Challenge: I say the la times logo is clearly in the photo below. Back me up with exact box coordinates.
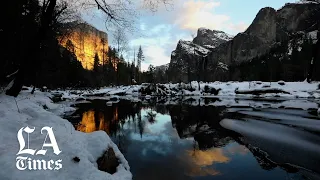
[16,126,62,170]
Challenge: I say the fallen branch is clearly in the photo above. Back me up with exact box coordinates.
[14,98,20,113]
[6,69,19,78]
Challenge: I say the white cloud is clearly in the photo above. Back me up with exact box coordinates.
[121,0,250,70]
[140,22,147,31]
[227,22,248,34]
[149,24,172,35]
[130,24,172,46]
[172,0,248,34]
[128,23,175,71]
[174,1,229,30]
[141,46,171,71]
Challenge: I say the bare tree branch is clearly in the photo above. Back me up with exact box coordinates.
[113,27,128,55]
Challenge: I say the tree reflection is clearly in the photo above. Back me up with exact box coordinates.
[168,104,230,149]
[68,100,320,179]
[137,111,145,138]
[145,110,157,124]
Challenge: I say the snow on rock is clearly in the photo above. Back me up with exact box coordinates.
[288,37,303,55]
[178,40,211,55]
[217,62,229,71]
[307,30,319,44]
[47,81,320,101]
[277,80,286,85]
[197,28,233,42]
[0,91,132,180]
[106,101,113,106]
[295,0,320,4]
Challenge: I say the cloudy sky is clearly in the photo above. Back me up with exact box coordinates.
[84,0,295,71]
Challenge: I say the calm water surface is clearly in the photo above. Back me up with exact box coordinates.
[67,99,320,180]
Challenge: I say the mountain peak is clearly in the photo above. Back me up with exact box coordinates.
[193,28,232,49]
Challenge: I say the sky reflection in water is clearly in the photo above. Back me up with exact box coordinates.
[70,101,320,180]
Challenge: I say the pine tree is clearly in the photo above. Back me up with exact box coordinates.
[93,53,100,73]
[137,45,145,83]
[137,45,145,72]
[147,65,155,83]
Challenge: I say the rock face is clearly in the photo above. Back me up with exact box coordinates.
[206,7,278,80]
[155,63,169,72]
[169,2,320,82]
[193,28,232,49]
[153,63,170,83]
[169,31,232,82]
[59,22,109,70]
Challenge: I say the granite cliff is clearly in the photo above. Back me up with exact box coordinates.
[59,22,109,70]
[169,1,320,82]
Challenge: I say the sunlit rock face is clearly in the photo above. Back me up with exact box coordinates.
[59,22,108,70]
[76,107,119,134]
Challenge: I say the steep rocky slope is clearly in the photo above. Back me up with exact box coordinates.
[193,28,233,50]
[169,30,232,82]
[169,1,320,82]
[59,22,109,70]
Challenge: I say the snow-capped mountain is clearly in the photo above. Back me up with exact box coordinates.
[168,2,320,82]
[169,29,231,83]
[193,28,233,50]
[155,63,169,72]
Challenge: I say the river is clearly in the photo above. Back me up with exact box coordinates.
[66,98,320,180]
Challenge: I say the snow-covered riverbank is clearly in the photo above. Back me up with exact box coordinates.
[46,81,320,110]
[0,81,319,179]
[56,81,320,100]
[0,89,132,180]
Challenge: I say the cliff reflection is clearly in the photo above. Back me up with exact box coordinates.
[182,148,229,177]
[77,111,96,133]
[76,107,119,134]
[68,100,320,180]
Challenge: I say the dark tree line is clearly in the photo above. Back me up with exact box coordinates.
[0,0,148,93]
[1,0,60,96]
[91,46,141,87]
[234,33,320,82]
[0,0,169,97]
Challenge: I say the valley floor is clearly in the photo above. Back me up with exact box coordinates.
[0,80,319,179]
[63,81,320,99]
[55,81,320,110]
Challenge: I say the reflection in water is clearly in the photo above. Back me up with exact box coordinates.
[182,148,229,177]
[68,99,320,180]
[76,106,120,134]
[77,111,96,133]
[185,148,229,167]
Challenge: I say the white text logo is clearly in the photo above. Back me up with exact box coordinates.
[16,126,62,170]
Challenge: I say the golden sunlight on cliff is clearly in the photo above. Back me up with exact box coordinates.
[180,148,230,177]
[77,107,119,134]
[186,148,230,166]
[77,111,96,133]
[59,23,109,70]
[77,111,109,133]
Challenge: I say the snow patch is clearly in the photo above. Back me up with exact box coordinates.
[307,30,318,44]
[178,40,210,55]
[217,62,229,71]
[0,91,132,180]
